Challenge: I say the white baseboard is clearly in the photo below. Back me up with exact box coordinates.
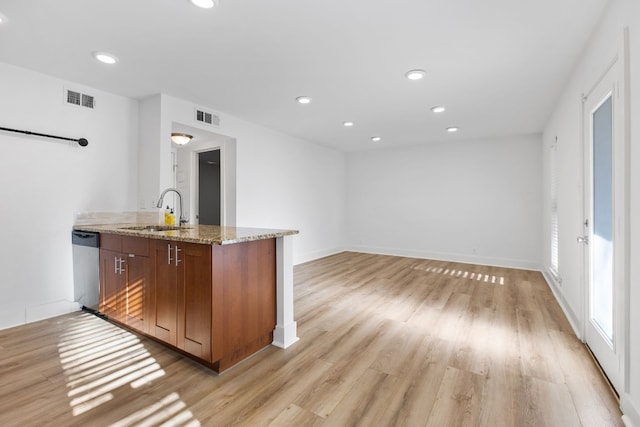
[0,300,81,331]
[272,321,300,349]
[346,245,542,271]
[294,246,346,265]
[0,307,25,331]
[622,394,640,427]
[541,268,583,340]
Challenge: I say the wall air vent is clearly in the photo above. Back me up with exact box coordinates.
[65,89,95,109]
[195,107,220,126]
[67,90,81,106]
[81,94,95,109]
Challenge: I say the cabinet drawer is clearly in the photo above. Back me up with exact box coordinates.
[100,233,121,252]
[100,234,149,256]
[123,236,149,256]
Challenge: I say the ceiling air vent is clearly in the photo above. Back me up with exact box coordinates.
[65,89,95,109]
[195,107,220,126]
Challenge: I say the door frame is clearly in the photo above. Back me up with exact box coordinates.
[579,37,630,395]
[171,123,237,227]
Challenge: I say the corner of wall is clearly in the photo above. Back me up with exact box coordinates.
[622,393,640,427]
[346,245,542,272]
[541,268,583,340]
[293,246,347,266]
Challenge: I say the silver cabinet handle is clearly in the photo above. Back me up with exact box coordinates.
[167,244,173,265]
[115,257,125,274]
[175,245,182,266]
[577,236,589,244]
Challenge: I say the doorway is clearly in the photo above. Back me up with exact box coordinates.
[197,149,221,225]
[580,57,627,394]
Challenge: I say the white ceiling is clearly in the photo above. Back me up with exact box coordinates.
[0,0,609,151]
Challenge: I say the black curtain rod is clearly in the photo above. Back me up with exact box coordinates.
[0,126,89,147]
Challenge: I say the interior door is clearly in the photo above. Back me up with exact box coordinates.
[580,59,625,393]
[196,149,221,225]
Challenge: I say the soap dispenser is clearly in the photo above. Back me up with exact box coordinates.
[164,205,171,225]
[168,208,176,225]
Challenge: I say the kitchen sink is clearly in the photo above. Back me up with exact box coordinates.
[121,225,192,232]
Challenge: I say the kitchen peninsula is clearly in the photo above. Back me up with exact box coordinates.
[73,223,299,373]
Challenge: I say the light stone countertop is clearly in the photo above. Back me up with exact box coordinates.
[73,223,299,245]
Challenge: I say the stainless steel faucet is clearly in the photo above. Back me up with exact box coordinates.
[156,188,188,226]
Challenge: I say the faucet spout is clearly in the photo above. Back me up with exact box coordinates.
[156,188,188,226]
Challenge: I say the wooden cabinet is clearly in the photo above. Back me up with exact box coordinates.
[99,233,277,373]
[150,240,212,361]
[99,234,150,332]
[211,238,277,371]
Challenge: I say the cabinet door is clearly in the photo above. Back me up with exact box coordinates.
[150,241,178,345]
[124,254,148,333]
[177,242,212,361]
[99,249,124,321]
[121,236,149,333]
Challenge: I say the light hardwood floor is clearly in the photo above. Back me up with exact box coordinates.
[0,252,622,426]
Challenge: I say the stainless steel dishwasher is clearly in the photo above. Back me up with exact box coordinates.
[71,230,100,311]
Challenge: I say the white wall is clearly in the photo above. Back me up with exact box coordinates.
[346,134,542,269]
[0,62,139,329]
[233,123,347,264]
[541,0,640,423]
[138,94,163,210]
[141,94,347,265]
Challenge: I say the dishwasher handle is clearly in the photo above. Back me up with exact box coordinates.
[71,230,100,248]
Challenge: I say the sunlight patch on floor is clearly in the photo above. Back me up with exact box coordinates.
[411,264,505,285]
[110,393,200,427]
[57,313,201,425]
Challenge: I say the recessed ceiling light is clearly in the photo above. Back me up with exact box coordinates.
[447,127,459,133]
[0,13,7,24]
[93,51,118,65]
[431,106,446,113]
[343,122,354,127]
[371,136,382,142]
[190,0,216,8]
[405,69,426,80]
[296,96,312,104]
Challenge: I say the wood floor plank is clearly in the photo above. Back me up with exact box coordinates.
[370,339,453,426]
[425,365,485,427]
[294,318,397,418]
[322,368,396,426]
[516,374,583,427]
[267,404,325,427]
[0,252,623,426]
[548,329,623,426]
[478,364,523,427]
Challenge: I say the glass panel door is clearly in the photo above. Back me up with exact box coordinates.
[591,95,613,344]
[581,55,625,394]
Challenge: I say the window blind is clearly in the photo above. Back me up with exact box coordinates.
[550,139,559,279]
